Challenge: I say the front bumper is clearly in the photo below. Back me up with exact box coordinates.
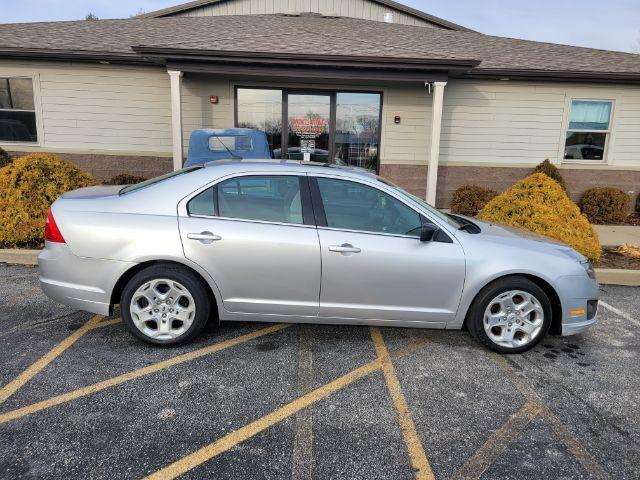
[38,242,135,316]
[555,275,599,336]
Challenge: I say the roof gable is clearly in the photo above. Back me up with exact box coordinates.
[136,0,473,31]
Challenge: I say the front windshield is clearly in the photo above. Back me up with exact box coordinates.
[119,166,203,194]
[378,177,463,229]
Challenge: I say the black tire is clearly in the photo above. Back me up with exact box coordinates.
[120,264,211,347]
[467,276,552,354]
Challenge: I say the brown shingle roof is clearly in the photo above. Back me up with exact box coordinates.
[1,15,640,80]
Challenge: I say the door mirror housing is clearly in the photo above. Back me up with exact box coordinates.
[420,223,440,242]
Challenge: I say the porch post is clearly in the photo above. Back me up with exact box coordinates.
[168,70,184,171]
[426,81,447,205]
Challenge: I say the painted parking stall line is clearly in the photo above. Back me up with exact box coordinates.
[0,323,290,424]
[0,314,117,405]
[599,301,640,328]
[370,327,435,480]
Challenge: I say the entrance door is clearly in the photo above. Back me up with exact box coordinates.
[286,93,331,163]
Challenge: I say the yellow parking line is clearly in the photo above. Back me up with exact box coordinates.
[0,323,290,424]
[370,327,435,480]
[450,401,543,480]
[292,326,315,480]
[491,352,610,479]
[0,314,108,405]
[145,358,383,480]
[540,407,611,480]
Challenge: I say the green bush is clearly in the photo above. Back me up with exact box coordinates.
[579,187,630,224]
[0,147,11,168]
[478,173,601,262]
[0,153,96,248]
[450,185,498,217]
[104,173,147,185]
[533,159,567,191]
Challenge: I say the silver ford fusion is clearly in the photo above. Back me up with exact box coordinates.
[38,160,598,353]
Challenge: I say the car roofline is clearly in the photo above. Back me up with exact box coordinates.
[202,159,379,179]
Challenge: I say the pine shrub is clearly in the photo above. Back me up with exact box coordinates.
[0,153,96,247]
[478,173,601,262]
[450,185,498,217]
[579,187,630,224]
[104,173,147,185]
[533,159,567,191]
[0,147,11,168]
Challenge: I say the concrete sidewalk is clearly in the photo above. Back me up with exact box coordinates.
[594,225,640,247]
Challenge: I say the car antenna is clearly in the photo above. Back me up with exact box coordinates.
[212,133,242,160]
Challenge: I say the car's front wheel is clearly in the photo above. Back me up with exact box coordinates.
[468,276,552,354]
[121,265,211,346]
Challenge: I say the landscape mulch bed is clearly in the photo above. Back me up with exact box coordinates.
[596,248,640,270]
[597,213,640,227]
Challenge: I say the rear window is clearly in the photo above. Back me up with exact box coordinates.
[119,166,202,195]
[209,136,252,152]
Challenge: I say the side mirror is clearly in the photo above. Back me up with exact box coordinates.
[420,223,440,242]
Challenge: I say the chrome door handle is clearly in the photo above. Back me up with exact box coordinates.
[187,232,222,243]
[328,244,361,254]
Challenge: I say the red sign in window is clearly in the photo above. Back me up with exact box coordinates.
[210,95,219,104]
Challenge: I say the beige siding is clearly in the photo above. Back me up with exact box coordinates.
[174,0,438,27]
[441,79,640,169]
[380,86,432,165]
[0,60,172,156]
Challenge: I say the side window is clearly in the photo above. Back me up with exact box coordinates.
[218,175,303,224]
[188,186,216,217]
[316,178,422,236]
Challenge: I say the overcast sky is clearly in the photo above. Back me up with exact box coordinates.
[2,0,639,53]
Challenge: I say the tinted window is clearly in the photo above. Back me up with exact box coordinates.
[120,166,202,194]
[317,178,422,236]
[188,187,216,216]
[218,176,303,224]
[0,77,37,142]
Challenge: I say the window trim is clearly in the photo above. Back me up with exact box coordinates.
[0,73,43,147]
[560,97,616,165]
[186,172,314,228]
[309,175,431,240]
[233,85,384,174]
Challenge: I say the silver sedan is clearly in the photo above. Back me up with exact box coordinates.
[38,160,599,353]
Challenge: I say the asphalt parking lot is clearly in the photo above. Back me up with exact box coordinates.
[0,263,639,480]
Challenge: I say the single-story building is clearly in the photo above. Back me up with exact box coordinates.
[1,0,640,207]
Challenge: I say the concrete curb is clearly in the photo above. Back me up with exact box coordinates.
[596,268,640,287]
[0,249,39,266]
[594,225,640,248]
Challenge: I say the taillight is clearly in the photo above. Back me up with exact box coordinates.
[45,208,65,243]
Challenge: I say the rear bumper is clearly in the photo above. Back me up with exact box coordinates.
[38,242,135,316]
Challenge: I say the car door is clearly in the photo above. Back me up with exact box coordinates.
[178,173,321,317]
[311,175,466,325]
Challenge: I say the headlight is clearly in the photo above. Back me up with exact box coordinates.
[581,261,596,280]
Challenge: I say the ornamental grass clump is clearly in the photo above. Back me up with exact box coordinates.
[478,173,601,262]
[0,153,96,248]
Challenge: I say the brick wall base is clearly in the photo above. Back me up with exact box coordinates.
[380,164,640,209]
[7,151,173,181]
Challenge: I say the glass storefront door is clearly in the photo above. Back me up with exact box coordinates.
[236,88,382,172]
[285,93,331,163]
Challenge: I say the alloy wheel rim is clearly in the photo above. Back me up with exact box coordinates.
[483,290,544,349]
[130,278,196,340]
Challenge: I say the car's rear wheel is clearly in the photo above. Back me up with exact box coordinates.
[468,276,552,354]
[121,265,211,346]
